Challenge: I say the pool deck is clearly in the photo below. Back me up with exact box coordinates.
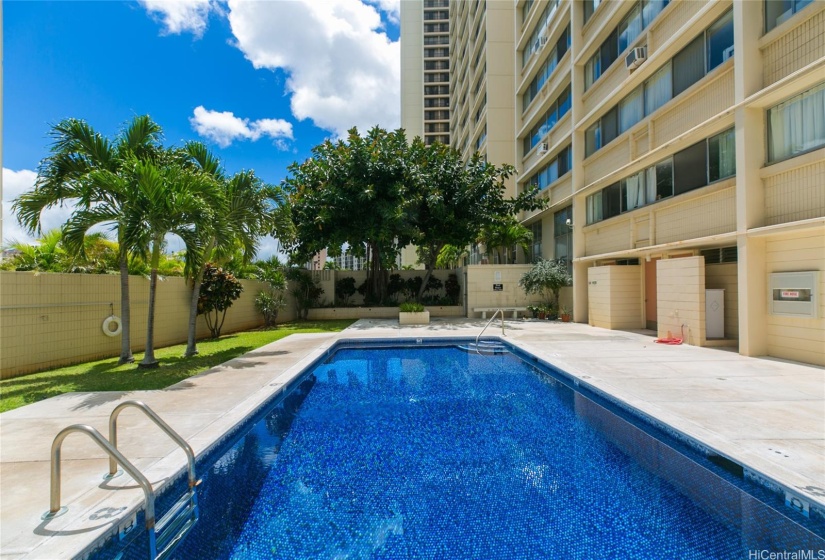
[1,319,823,559]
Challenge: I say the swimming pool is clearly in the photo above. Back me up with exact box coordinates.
[99,340,825,559]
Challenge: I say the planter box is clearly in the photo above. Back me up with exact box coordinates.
[399,311,430,325]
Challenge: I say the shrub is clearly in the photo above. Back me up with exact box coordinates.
[519,259,571,310]
[198,264,243,338]
[445,273,460,305]
[255,291,286,327]
[399,302,425,313]
[335,276,357,306]
[286,268,324,319]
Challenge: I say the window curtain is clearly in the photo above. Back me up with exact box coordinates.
[618,5,642,52]
[717,129,736,179]
[624,171,646,211]
[800,83,825,153]
[645,62,672,115]
[620,87,644,133]
[769,83,825,161]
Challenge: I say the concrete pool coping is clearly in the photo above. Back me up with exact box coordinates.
[1,319,823,558]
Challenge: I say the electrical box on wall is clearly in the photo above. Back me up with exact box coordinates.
[769,271,819,318]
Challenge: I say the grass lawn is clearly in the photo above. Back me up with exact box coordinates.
[0,320,356,413]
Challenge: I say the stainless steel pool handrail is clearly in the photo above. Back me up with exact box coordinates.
[45,424,156,528]
[475,308,506,352]
[108,400,200,489]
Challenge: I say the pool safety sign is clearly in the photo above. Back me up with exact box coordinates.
[493,284,503,291]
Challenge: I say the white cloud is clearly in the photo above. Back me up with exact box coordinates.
[1,168,77,248]
[226,0,400,137]
[139,0,216,38]
[365,0,400,23]
[189,106,294,148]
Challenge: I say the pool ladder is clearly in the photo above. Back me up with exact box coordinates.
[459,309,508,354]
[43,400,201,560]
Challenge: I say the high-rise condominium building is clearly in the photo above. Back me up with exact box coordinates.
[402,0,825,367]
[401,0,451,146]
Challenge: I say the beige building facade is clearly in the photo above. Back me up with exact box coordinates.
[402,0,825,366]
[524,0,825,366]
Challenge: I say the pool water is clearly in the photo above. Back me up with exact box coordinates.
[104,344,824,559]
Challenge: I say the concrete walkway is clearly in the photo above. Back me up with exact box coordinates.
[1,320,823,558]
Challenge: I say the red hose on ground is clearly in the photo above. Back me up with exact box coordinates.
[655,326,684,345]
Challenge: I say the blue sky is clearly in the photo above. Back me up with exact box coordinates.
[2,0,401,257]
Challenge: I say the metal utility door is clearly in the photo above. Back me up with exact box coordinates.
[644,258,660,330]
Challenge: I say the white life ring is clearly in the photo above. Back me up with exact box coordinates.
[102,315,122,337]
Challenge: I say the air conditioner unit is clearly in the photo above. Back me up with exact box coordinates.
[538,142,549,154]
[625,46,647,70]
[722,45,734,61]
[539,36,548,47]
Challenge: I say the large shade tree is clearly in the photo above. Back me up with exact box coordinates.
[408,141,546,300]
[283,127,414,303]
[13,116,163,364]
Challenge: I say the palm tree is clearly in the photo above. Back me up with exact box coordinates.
[14,116,163,364]
[121,153,220,368]
[181,142,286,357]
[477,216,533,264]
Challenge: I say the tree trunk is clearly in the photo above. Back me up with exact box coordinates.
[117,249,134,364]
[417,243,442,302]
[185,239,215,357]
[139,239,161,368]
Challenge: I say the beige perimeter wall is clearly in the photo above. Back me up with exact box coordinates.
[0,272,279,379]
[464,265,573,317]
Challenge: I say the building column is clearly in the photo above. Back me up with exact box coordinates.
[570,0,588,323]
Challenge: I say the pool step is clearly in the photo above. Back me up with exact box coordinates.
[153,489,198,560]
[457,340,509,354]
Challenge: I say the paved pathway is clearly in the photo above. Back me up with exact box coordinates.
[1,320,823,558]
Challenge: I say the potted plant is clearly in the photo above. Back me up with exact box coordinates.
[559,305,572,322]
[527,305,540,319]
[399,302,429,325]
[537,305,547,320]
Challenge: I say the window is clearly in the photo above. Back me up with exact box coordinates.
[522,27,570,111]
[554,207,573,273]
[522,0,560,66]
[523,86,571,154]
[584,0,669,91]
[585,12,731,159]
[644,62,672,115]
[767,81,825,163]
[706,11,734,71]
[529,221,543,263]
[424,36,449,45]
[619,86,644,133]
[585,130,733,224]
[765,0,813,33]
[708,128,736,181]
[526,146,572,190]
[583,0,602,24]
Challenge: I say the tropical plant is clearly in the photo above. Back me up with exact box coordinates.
[180,143,286,357]
[435,244,467,269]
[399,302,425,313]
[519,258,572,311]
[335,277,357,306]
[13,115,163,364]
[197,263,244,338]
[122,154,221,367]
[1,229,69,272]
[477,216,533,265]
[286,268,323,319]
[444,273,461,305]
[254,291,286,328]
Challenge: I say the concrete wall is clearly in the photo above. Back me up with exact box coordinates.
[309,269,459,307]
[464,264,573,317]
[0,271,278,378]
[307,306,463,321]
[586,265,643,330]
[705,263,739,341]
[764,230,825,366]
[657,256,706,345]
[761,5,825,87]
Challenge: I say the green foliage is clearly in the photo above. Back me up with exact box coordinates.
[198,263,244,338]
[254,290,287,328]
[519,259,572,310]
[286,268,324,319]
[0,320,356,413]
[477,216,533,265]
[399,302,425,312]
[445,273,461,305]
[335,276,357,305]
[283,126,414,303]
